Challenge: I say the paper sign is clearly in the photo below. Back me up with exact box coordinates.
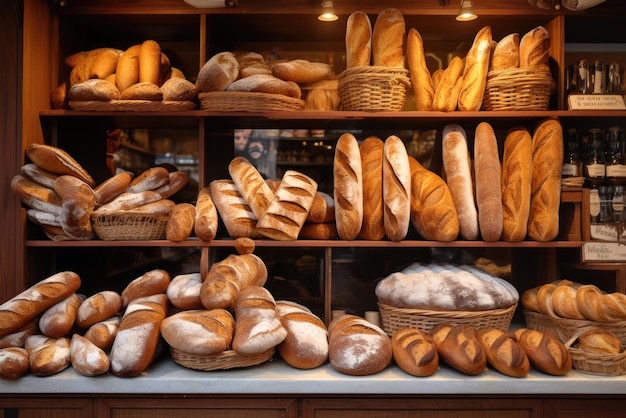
[568,94,626,110]
[582,241,626,261]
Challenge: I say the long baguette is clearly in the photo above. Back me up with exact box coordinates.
[383,135,411,241]
[501,127,532,242]
[474,122,503,241]
[334,133,363,240]
[458,26,492,111]
[228,156,275,220]
[407,27,434,111]
[358,136,385,240]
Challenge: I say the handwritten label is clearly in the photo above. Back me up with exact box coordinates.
[582,241,626,261]
[568,94,626,110]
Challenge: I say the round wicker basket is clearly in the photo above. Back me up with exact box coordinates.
[170,348,275,371]
[198,91,305,112]
[378,302,517,337]
[91,212,169,241]
[338,66,411,112]
[482,67,555,111]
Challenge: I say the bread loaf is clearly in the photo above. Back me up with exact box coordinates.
[382,135,411,241]
[328,314,392,376]
[76,290,122,329]
[298,222,338,240]
[166,272,203,310]
[25,335,71,376]
[276,300,328,369]
[474,122,503,241]
[476,328,530,377]
[110,293,169,377]
[0,319,38,349]
[408,156,459,241]
[577,327,621,355]
[210,179,258,238]
[89,47,122,80]
[551,283,585,319]
[115,44,141,93]
[227,74,302,98]
[229,156,275,220]
[271,59,334,83]
[92,190,162,214]
[83,316,120,352]
[457,26,492,111]
[51,81,69,109]
[194,186,218,241]
[0,347,30,380]
[519,26,550,70]
[70,334,110,376]
[501,128,532,242]
[196,51,240,92]
[442,124,478,240]
[121,269,171,309]
[93,172,133,206]
[575,284,609,321]
[128,167,170,193]
[166,203,196,242]
[138,40,161,85]
[371,8,405,68]
[11,174,62,215]
[528,118,563,241]
[306,191,335,224]
[200,253,268,310]
[161,308,235,355]
[334,133,363,240]
[0,271,81,337]
[232,286,287,355]
[345,11,372,68]
[21,163,60,190]
[68,78,121,101]
[514,328,572,376]
[161,77,197,102]
[358,137,385,240]
[120,82,163,101]
[26,143,95,187]
[39,293,83,338]
[234,237,256,255]
[430,323,487,375]
[432,56,464,112]
[256,170,318,240]
[407,27,434,111]
[55,175,96,240]
[490,33,520,71]
[391,327,439,377]
[153,170,189,199]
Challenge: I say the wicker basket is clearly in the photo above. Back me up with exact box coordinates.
[198,91,305,112]
[69,100,196,111]
[561,328,626,376]
[170,348,275,371]
[338,66,411,112]
[91,212,169,241]
[378,302,517,337]
[524,310,626,346]
[482,67,555,111]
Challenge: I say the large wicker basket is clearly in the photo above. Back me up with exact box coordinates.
[378,302,517,337]
[562,328,626,376]
[198,91,304,112]
[91,212,169,241]
[338,66,411,111]
[170,348,275,371]
[482,67,555,111]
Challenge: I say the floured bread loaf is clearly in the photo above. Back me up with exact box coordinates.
[375,263,519,310]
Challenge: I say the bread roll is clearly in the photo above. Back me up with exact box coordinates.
[25,335,71,376]
[276,300,328,369]
[161,77,197,101]
[577,328,621,355]
[358,137,385,240]
[345,11,372,68]
[229,156,275,220]
[94,172,133,206]
[271,59,334,83]
[306,191,335,224]
[39,293,83,338]
[430,323,486,375]
[514,328,572,376]
[69,78,121,101]
[256,170,318,240]
[121,269,171,309]
[0,347,29,380]
[519,26,550,70]
[232,286,287,355]
[210,179,258,238]
[334,133,363,240]
[138,40,161,85]
[408,156,459,241]
[194,186,218,241]
[120,82,163,101]
[200,253,268,310]
[458,26,492,111]
[166,203,196,242]
[391,327,439,377]
[0,271,81,337]
[76,290,122,329]
[115,44,141,93]
[490,33,520,71]
[442,124,479,240]
[501,128,532,242]
[26,143,95,187]
[109,293,169,377]
[371,8,405,68]
[161,308,235,355]
[474,122,503,242]
[11,174,62,215]
[407,27,434,111]
[528,118,563,241]
[432,56,464,112]
[476,328,530,377]
[227,74,302,98]
[328,314,392,376]
[382,135,411,241]
[196,51,239,92]
[83,316,120,352]
[166,272,203,310]
[70,334,110,376]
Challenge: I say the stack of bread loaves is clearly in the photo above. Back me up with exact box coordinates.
[52,40,197,109]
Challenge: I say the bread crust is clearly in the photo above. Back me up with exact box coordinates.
[334,133,363,240]
[407,28,434,111]
[474,122,503,241]
[458,26,492,111]
[371,8,405,68]
[501,128,532,242]
[345,11,372,69]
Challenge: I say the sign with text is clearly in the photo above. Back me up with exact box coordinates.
[568,94,626,110]
[582,241,626,262]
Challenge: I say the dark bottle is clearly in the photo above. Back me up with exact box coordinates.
[584,128,605,186]
[605,127,626,184]
[562,128,581,178]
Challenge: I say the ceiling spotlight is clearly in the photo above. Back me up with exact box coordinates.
[456,0,477,21]
[318,0,338,22]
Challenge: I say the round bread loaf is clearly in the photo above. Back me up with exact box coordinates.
[166,273,203,310]
[196,51,239,92]
[70,334,110,376]
[161,309,234,355]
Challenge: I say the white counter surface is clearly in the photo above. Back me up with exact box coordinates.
[2,356,626,396]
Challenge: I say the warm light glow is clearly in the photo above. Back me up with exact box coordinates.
[456,0,477,21]
[318,0,338,22]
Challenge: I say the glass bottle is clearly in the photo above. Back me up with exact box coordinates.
[562,128,581,178]
[584,128,606,186]
[605,127,626,184]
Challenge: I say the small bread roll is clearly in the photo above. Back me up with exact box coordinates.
[120,82,163,101]
[76,290,122,329]
[514,328,572,376]
[476,328,530,378]
[25,335,71,376]
[0,347,30,380]
[161,77,197,101]
[430,324,487,376]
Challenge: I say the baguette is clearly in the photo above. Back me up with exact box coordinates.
[382,135,411,241]
[194,186,219,241]
[345,11,372,68]
[26,143,95,187]
[407,27,434,111]
[490,33,520,71]
[458,26,492,111]
[334,133,363,240]
[228,156,275,220]
[358,137,385,240]
[115,44,141,93]
[210,179,258,238]
[138,40,161,85]
[432,56,464,112]
[371,8,406,68]
[474,122,503,241]
[501,128,532,242]
[519,26,550,70]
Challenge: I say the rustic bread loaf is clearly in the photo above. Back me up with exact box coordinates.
[166,203,196,242]
[25,335,71,376]
[69,78,121,101]
[0,347,30,380]
[501,128,532,242]
[407,27,434,111]
[119,82,163,101]
[26,143,95,187]
[391,327,439,377]
[429,323,486,375]
[226,74,302,98]
[271,59,334,83]
[334,133,363,240]
[476,328,530,377]
[121,269,171,309]
[210,179,259,238]
[76,290,122,329]
[514,328,572,376]
[371,8,405,68]
[196,51,239,92]
[474,122,503,242]
[161,77,197,101]
[70,334,110,376]
[358,136,385,240]
[166,272,203,310]
[115,44,141,93]
[229,156,276,220]
[382,135,411,241]
[458,26,492,111]
[93,172,133,206]
[161,308,235,355]
[11,174,63,215]
[519,26,550,70]
[490,33,520,71]
[577,328,621,355]
[194,186,218,241]
[39,293,83,338]
[345,11,372,68]
[0,319,38,349]
[432,56,464,112]
[83,316,120,352]
[54,175,96,240]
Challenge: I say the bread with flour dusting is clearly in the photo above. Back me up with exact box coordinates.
[276,300,328,369]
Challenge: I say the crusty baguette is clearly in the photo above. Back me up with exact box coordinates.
[474,122,503,241]
[407,27,434,111]
[194,186,219,241]
[432,56,464,112]
[210,179,259,238]
[371,8,406,68]
[527,118,563,241]
[519,26,550,70]
[334,133,363,240]
[382,135,411,241]
[229,156,275,220]
[345,11,372,68]
[501,127,532,242]
[490,33,520,72]
[358,136,385,240]
[458,26,492,111]
[26,143,95,187]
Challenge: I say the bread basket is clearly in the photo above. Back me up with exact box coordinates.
[482,67,555,111]
[69,100,196,112]
[91,211,169,241]
[170,347,275,371]
[337,66,411,111]
[378,302,517,337]
[561,328,626,376]
[198,91,305,112]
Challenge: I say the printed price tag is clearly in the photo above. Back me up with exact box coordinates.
[568,94,626,110]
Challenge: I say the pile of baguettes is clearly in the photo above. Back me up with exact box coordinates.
[51,39,198,109]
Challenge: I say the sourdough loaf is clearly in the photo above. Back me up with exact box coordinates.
[161,308,235,355]
[276,300,328,369]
